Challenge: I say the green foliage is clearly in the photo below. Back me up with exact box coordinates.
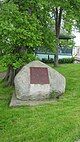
[60,39,75,49]
[0,2,42,47]
[13,53,38,69]
[0,2,41,67]
[1,53,37,69]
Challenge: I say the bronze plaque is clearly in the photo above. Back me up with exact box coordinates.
[30,67,49,84]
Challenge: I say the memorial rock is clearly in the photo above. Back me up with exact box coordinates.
[14,60,66,101]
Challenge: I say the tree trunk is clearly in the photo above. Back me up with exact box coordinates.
[54,7,63,66]
[54,38,59,66]
[3,64,22,86]
[3,66,10,81]
[3,46,26,86]
[3,65,15,86]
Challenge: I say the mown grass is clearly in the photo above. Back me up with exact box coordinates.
[0,64,80,142]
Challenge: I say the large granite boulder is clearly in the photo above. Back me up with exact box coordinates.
[14,61,66,101]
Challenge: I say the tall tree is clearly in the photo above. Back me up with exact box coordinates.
[50,0,80,66]
[4,0,80,67]
[0,1,55,85]
[0,2,42,85]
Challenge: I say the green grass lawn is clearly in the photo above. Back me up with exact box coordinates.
[0,64,80,142]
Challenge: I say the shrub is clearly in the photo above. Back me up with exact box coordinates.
[41,57,75,64]
[42,58,54,63]
[58,57,75,64]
